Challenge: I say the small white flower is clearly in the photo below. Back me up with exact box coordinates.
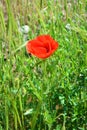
[24,109,33,115]
[65,23,71,30]
[19,25,30,34]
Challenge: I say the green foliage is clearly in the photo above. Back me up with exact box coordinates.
[0,0,87,130]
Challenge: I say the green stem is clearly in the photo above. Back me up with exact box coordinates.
[5,97,9,130]
[40,0,42,9]
[31,101,42,130]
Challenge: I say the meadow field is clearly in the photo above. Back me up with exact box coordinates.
[0,0,87,130]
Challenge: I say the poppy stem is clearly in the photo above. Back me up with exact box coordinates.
[31,59,46,69]
[41,60,48,92]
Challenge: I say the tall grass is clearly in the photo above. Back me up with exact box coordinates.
[0,0,87,130]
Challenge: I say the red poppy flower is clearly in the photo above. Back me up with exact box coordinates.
[26,35,59,59]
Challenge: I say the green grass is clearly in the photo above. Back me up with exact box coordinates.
[0,0,87,130]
